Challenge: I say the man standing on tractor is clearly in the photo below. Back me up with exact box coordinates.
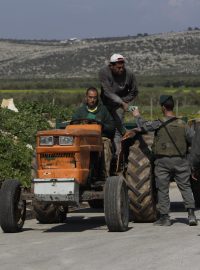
[99,53,138,155]
[130,95,197,226]
[72,87,115,177]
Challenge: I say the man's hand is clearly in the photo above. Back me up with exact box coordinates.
[122,102,129,111]
[122,128,141,140]
[191,170,200,181]
[122,130,136,140]
[132,108,140,117]
[191,173,198,181]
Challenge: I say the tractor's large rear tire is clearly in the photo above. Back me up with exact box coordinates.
[104,176,129,232]
[33,201,67,224]
[0,179,26,233]
[126,134,157,222]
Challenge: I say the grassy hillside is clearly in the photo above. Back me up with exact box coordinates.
[0,30,200,79]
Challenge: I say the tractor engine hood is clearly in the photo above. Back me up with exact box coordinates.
[37,123,102,137]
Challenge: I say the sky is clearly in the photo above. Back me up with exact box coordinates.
[0,0,199,40]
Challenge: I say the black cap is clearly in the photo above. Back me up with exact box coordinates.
[159,95,173,106]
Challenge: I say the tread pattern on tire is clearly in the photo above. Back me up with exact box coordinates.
[0,179,26,233]
[104,176,129,232]
[126,134,157,222]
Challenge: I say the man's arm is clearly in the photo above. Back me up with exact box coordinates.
[135,115,162,132]
[121,73,139,103]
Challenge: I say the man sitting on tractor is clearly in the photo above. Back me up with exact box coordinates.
[72,87,115,177]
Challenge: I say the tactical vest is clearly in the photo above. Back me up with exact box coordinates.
[152,118,187,156]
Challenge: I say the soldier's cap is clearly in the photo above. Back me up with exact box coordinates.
[159,95,173,106]
[110,54,125,63]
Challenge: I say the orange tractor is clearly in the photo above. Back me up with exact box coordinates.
[0,119,157,233]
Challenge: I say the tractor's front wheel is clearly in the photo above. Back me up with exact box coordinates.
[104,176,129,232]
[0,179,26,233]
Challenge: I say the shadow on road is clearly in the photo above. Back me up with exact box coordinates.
[37,207,106,233]
[70,207,104,214]
[22,202,197,233]
[171,217,188,225]
[43,215,106,233]
[22,206,134,233]
[170,201,186,212]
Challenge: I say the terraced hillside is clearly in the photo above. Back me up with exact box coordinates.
[0,30,200,78]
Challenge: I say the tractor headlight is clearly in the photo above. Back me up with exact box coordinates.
[40,136,54,146]
[59,136,74,145]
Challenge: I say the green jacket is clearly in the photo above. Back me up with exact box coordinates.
[72,102,115,139]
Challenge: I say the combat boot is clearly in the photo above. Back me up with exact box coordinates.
[153,214,171,226]
[188,208,198,226]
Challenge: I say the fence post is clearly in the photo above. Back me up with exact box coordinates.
[150,98,153,120]
[176,99,179,116]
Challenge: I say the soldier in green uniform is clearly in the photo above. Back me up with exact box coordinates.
[131,95,197,226]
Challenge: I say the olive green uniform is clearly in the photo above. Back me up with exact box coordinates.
[136,115,195,215]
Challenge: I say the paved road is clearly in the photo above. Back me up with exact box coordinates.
[0,186,200,270]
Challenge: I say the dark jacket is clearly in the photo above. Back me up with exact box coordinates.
[190,127,200,170]
[99,66,138,109]
[72,102,115,139]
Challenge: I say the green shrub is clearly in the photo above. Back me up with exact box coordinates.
[0,134,32,187]
[0,100,76,187]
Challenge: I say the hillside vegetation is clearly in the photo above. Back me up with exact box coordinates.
[0,30,200,79]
